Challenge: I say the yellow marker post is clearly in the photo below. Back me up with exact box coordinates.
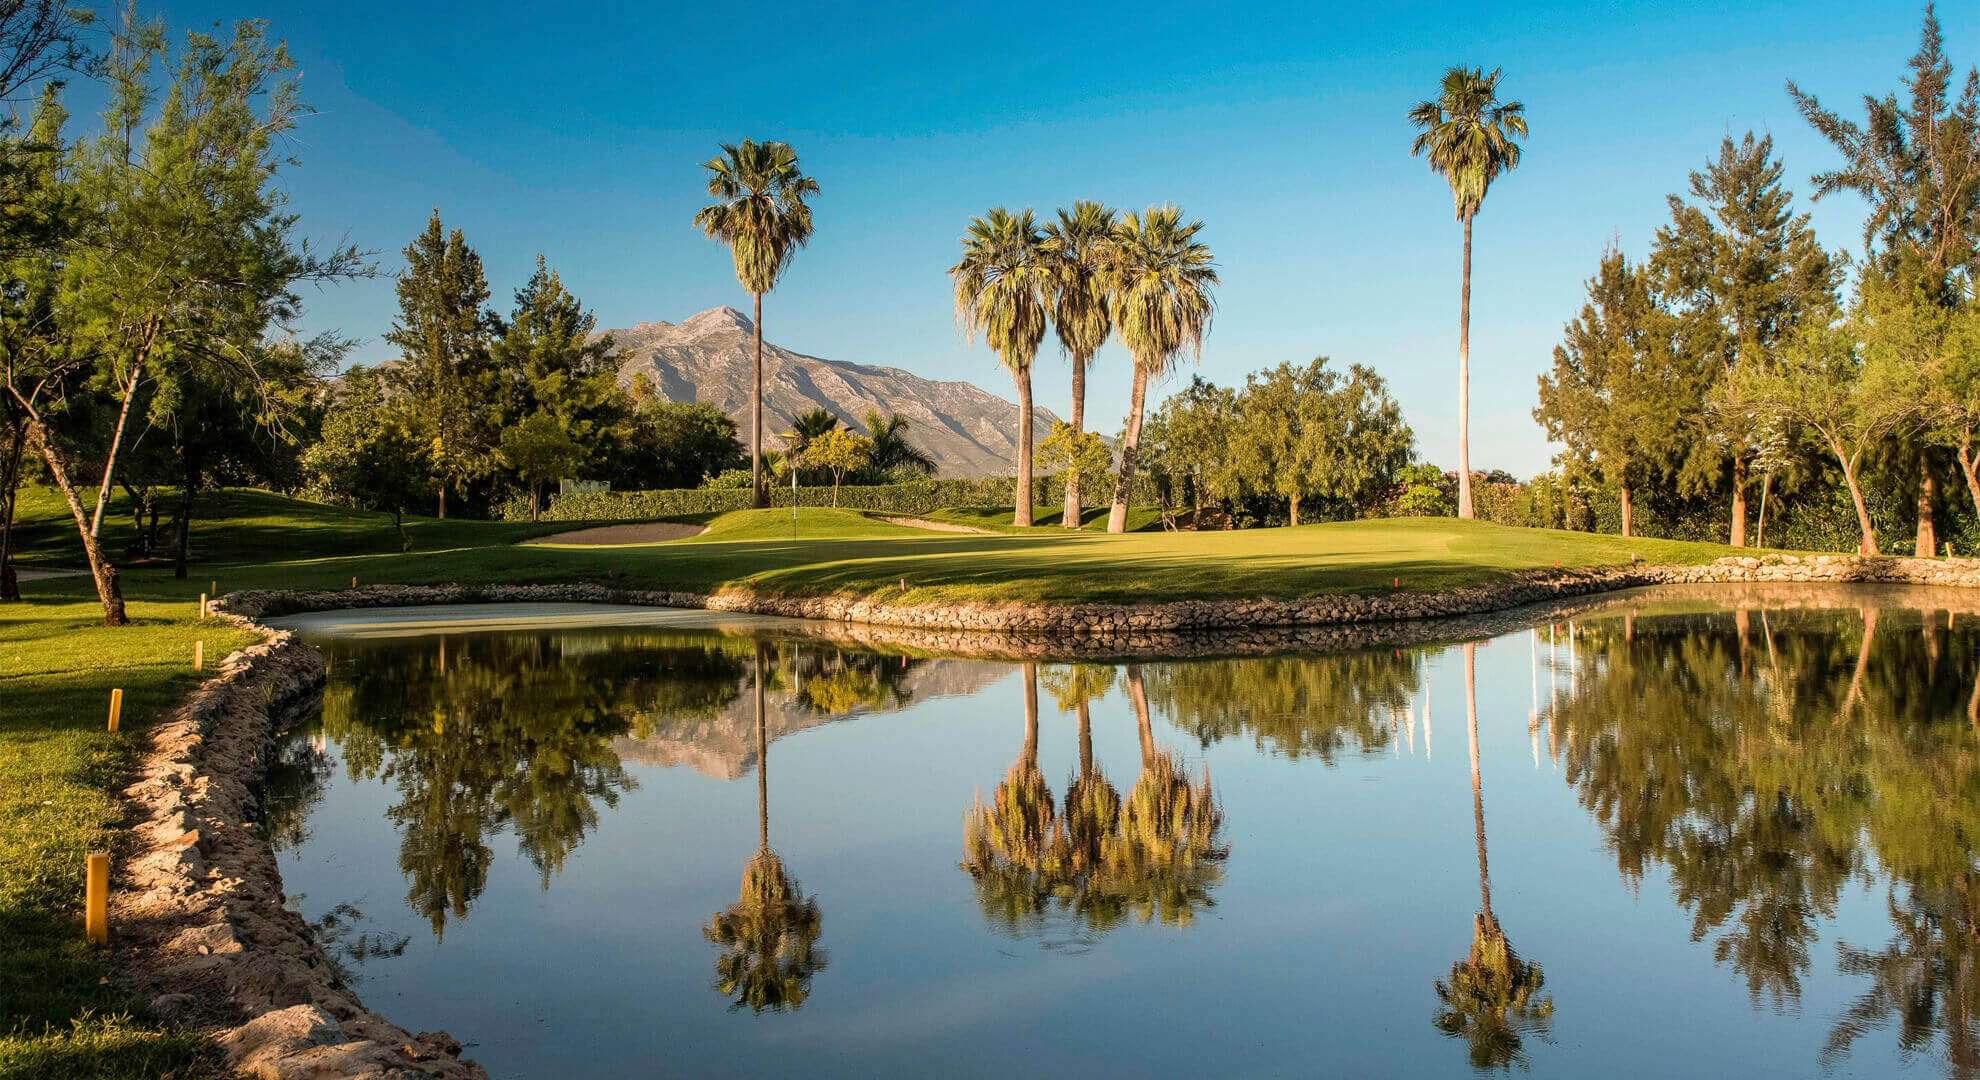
[351,576,358,589]
[193,641,204,672]
[85,852,108,944]
[107,689,123,732]
[199,593,208,619]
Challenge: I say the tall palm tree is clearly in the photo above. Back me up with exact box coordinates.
[952,208,1051,525]
[1408,67,1528,520]
[693,140,820,509]
[1100,207,1217,534]
[1043,201,1118,528]
[862,408,936,479]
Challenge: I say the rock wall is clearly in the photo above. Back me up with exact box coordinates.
[117,619,487,1079]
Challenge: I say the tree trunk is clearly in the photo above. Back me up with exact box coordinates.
[831,475,840,508]
[1917,454,1937,558]
[1729,454,1748,547]
[1020,662,1039,770]
[1076,699,1094,779]
[1013,369,1034,527]
[754,641,769,850]
[173,483,196,580]
[23,416,126,624]
[0,419,24,601]
[1960,438,1980,545]
[1464,642,1491,922]
[1064,352,1087,528]
[437,485,447,519]
[88,361,146,540]
[531,482,541,522]
[1289,493,1300,527]
[1128,665,1154,768]
[1619,482,1633,538]
[1455,213,1475,521]
[1840,453,1879,556]
[1108,364,1151,534]
[1756,469,1773,550]
[752,292,767,510]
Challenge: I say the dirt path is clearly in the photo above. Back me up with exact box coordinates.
[522,522,708,545]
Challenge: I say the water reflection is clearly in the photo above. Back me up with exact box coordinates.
[703,642,827,1012]
[1436,643,1553,1069]
[1551,604,1980,1075]
[960,663,1228,941]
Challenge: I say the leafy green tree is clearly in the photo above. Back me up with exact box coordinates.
[859,408,934,480]
[1791,7,1980,554]
[619,382,745,489]
[1650,133,1842,546]
[14,17,363,624]
[1409,66,1529,520]
[1043,200,1117,526]
[1100,206,1218,533]
[1231,358,1412,525]
[952,207,1051,525]
[303,367,432,547]
[1536,249,1706,537]
[383,211,496,519]
[693,140,819,508]
[1037,420,1110,522]
[1395,463,1456,517]
[501,411,583,520]
[1147,375,1239,515]
[793,426,871,506]
[490,255,628,501]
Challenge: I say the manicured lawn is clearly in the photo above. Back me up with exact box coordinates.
[0,597,258,1080]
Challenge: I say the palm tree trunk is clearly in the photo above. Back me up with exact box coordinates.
[1021,662,1039,770]
[1108,364,1151,534]
[755,642,769,851]
[1076,699,1094,778]
[1465,642,1491,922]
[1729,454,1748,547]
[1128,665,1154,768]
[1917,455,1937,557]
[752,292,767,510]
[1063,354,1087,528]
[1456,214,1475,521]
[1014,368,1034,527]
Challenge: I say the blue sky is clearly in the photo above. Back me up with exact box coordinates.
[134,0,1975,475]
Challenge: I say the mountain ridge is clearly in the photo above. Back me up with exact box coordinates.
[594,306,1056,478]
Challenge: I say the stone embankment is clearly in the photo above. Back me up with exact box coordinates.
[118,618,487,1079]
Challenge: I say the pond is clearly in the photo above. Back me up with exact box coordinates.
[266,590,1980,1078]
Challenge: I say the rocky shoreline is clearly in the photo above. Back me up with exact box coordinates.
[140,550,1980,1078]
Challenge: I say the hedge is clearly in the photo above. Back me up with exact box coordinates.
[500,475,1166,522]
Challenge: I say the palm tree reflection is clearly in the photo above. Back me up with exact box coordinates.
[960,663,1226,940]
[704,641,826,1011]
[1434,643,1553,1069]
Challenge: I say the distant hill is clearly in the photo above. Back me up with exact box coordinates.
[595,306,1056,478]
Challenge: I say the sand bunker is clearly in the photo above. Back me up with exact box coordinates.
[522,522,708,545]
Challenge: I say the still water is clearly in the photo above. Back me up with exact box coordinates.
[268,590,1980,1078]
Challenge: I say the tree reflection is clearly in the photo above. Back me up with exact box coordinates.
[1433,643,1553,1070]
[960,663,1226,940]
[704,641,827,1012]
[320,631,747,937]
[1143,649,1422,763]
[1552,604,1980,1075]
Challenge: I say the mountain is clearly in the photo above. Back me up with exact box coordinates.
[596,307,1057,478]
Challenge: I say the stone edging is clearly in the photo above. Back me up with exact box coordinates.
[116,617,487,1079]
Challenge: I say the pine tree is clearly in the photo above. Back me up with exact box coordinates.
[383,211,498,518]
[489,255,629,505]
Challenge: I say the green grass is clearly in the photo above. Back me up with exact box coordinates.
[0,597,257,1079]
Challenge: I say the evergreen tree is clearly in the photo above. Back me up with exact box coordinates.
[383,210,498,519]
[1538,249,1709,538]
[1649,133,1842,546]
[489,255,629,503]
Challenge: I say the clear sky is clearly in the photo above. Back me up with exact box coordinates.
[134,0,1976,476]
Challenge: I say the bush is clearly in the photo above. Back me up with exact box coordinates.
[504,474,1170,522]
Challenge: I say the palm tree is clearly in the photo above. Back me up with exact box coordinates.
[1043,201,1118,528]
[862,408,935,480]
[951,208,1051,526]
[693,140,820,509]
[1408,67,1528,521]
[1434,642,1552,1067]
[703,642,826,1011]
[1100,207,1217,534]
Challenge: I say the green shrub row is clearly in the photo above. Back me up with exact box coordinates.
[500,475,1169,522]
